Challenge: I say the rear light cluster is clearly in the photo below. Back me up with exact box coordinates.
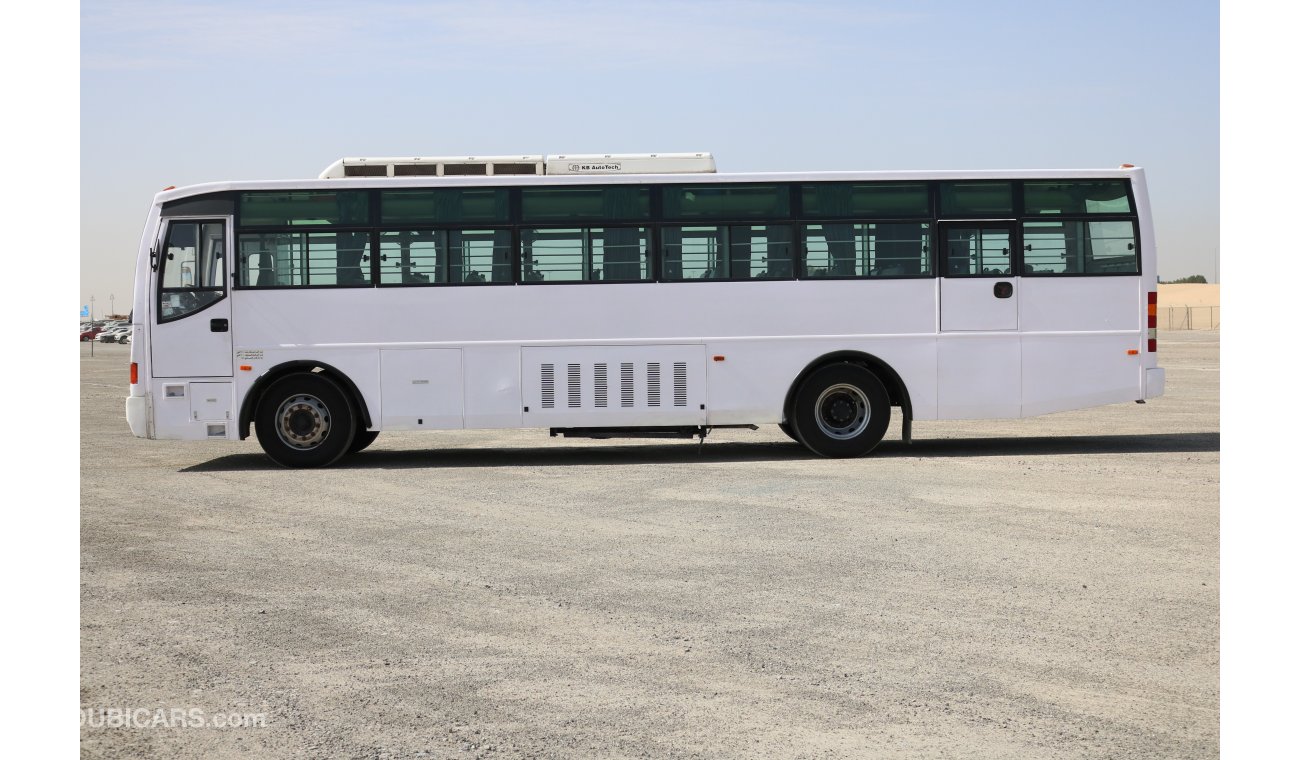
[130,362,138,385]
[1147,291,1157,353]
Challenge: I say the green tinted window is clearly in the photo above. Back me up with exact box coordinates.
[938,182,1013,216]
[521,186,649,222]
[1023,180,1132,215]
[1022,220,1138,275]
[448,230,512,283]
[664,185,790,220]
[662,225,792,280]
[802,183,929,218]
[239,231,372,287]
[239,191,370,226]
[520,227,650,283]
[378,228,513,284]
[803,223,931,277]
[379,230,442,284]
[382,188,509,224]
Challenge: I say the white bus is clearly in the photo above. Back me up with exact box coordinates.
[125,153,1165,467]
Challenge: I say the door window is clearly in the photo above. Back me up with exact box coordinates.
[944,227,1013,277]
[158,221,226,322]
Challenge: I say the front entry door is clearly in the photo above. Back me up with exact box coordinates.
[150,217,234,378]
[939,222,1018,331]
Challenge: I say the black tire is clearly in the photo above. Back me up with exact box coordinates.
[790,363,891,458]
[778,421,801,443]
[254,373,357,468]
[348,429,379,454]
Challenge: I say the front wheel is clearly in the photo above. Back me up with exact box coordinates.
[254,373,356,468]
[790,364,891,458]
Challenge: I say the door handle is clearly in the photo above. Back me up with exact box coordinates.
[210,318,229,332]
[993,281,1013,298]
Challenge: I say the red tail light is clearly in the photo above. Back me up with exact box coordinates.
[1147,291,1157,352]
[130,362,138,385]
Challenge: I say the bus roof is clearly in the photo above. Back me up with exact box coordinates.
[154,165,1144,204]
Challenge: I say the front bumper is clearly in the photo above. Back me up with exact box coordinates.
[126,395,150,438]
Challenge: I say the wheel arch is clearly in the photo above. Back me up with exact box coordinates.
[782,351,912,427]
[238,360,372,440]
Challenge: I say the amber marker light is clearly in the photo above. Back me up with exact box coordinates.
[1127,349,1139,355]
[713,355,726,362]
[240,365,253,371]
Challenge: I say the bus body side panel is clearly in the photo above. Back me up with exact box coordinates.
[228,281,942,432]
[700,278,939,425]
[463,345,523,429]
[703,336,938,425]
[1019,276,1144,417]
[936,333,1022,419]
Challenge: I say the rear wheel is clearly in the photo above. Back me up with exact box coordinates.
[254,373,356,468]
[790,364,890,458]
[778,421,801,443]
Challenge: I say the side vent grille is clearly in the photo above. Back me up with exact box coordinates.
[621,363,634,407]
[541,363,555,408]
[567,363,582,407]
[647,362,661,407]
[594,363,608,408]
[528,350,700,415]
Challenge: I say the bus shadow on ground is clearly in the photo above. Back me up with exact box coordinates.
[181,431,1219,472]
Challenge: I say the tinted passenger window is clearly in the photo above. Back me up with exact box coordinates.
[662,225,792,280]
[239,231,372,287]
[803,223,931,277]
[939,182,1013,216]
[375,229,513,285]
[240,191,370,226]
[663,185,790,220]
[802,183,929,218]
[1023,181,1132,215]
[1022,220,1137,274]
[381,189,509,224]
[521,186,649,222]
[521,227,650,282]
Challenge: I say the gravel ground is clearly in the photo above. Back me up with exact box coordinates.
[81,334,1219,759]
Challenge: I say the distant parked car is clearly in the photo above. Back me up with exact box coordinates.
[80,326,104,341]
[99,326,130,343]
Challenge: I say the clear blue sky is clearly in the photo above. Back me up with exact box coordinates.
[80,0,1219,312]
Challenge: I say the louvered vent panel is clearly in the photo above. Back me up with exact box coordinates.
[541,363,555,408]
[523,346,703,423]
[621,363,634,407]
[567,363,582,407]
[647,362,661,407]
[594,363,608,408]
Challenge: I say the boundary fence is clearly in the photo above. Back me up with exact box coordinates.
[1162,306,1219,330]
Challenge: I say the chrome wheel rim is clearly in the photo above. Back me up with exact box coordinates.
[814,383,870,440]
[275,394,331,450]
